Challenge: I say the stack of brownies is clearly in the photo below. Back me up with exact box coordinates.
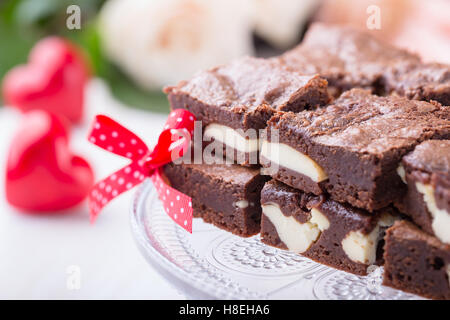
[162,23,450,300]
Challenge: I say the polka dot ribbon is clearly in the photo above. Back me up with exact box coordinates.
[88,109,196,233]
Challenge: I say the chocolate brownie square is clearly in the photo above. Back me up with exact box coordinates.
[260,180,397,275]
[164,56,330,165]
[383,220,450,300]
[280,23,409,96]
[384,61,450,106]
[280,23,450,104]
[396,140,450,244]
[163,162,269,237]
[260,89,450,211]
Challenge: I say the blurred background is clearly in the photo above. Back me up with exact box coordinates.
[2,0,449,112]
[0,0,449,299]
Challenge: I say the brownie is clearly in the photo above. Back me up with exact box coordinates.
[396,140,450,244]
[260,180,397,275]
[384,61,450,106]
[280,23,450,104]
[164,56,330,165]
[383,220,450,300]
[163,162,269,237]
[260,89,450,212]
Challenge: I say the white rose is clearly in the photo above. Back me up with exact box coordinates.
[99,0,254,90]
[252,0,319,49]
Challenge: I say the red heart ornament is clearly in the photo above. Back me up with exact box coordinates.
[2,37,90,124]
[5,110,94,212]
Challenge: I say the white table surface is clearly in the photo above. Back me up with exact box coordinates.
[0,79,186,299]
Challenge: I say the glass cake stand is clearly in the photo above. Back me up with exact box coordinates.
[130,179,423,300]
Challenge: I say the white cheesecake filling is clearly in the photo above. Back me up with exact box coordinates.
[260,140,328,182]
[310,208,330,231]
[416,182,450,245]
[397,164,407,184]
[342,213,396,265]
[234,200,249,209]
[204,124,259,153]
[262,203,329,253]
[447,265,450,288]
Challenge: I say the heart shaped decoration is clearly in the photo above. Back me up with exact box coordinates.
[5,110,94,212]
[2,37,90,124]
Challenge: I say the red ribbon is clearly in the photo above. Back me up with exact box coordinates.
[87,109,196,233]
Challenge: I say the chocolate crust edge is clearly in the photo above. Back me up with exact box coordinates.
[383,221,450,300]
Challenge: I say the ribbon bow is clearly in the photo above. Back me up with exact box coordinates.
[87,109,196,233]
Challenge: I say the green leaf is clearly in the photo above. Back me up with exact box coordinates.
[106,70,170,114]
